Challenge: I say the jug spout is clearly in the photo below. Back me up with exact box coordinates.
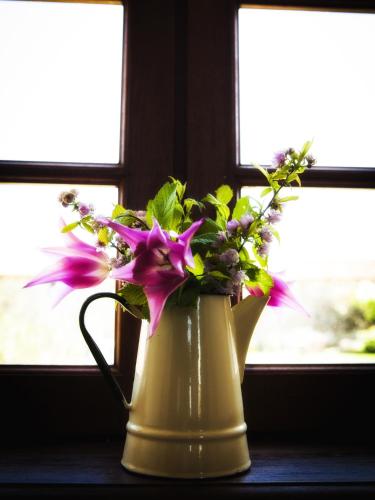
[232,295,269,382]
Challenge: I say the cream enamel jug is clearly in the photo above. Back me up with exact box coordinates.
[79,293,268,478]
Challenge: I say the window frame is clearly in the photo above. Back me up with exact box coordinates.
[1,0,375,442]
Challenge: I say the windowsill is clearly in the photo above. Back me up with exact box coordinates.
[1,438,375,499]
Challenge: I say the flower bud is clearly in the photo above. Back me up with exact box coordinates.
[260,226,273,243]
[230,269,246,285]
[306,155,316,168]
[267,209,282,224]
[213,231,227,248]
[239,214,254,232]
[226,219,240,236]
[78,203,91,217]
[219,248,240,265]
[272,151,286,168]
[258,242,270,257]
[58,189,78,207]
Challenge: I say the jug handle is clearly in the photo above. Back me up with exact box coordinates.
[79,292,131,410]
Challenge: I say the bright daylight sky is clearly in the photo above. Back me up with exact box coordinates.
[239,8,375,167]
[0,1,123,163]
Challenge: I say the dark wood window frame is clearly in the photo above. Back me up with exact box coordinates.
[1,0,375,443]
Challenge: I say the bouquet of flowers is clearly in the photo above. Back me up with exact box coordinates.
[25,143,315,336]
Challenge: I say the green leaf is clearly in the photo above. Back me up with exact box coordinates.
[216,204,230,224]
[117,284,149,320]
[257,269,273,295]
[149,182,178,229]
[81,221,95,234]
[202,193,219,207]
[272,171,287,181]
[202,193,230,228]
[300,140,313,159]
[98,227,110,245]
[232,196,250,220]
[119,283,148,306]
[145,200,154,227]
[169,177,186,200]
[278,195,299,202]
[239,245,251,262]
[191,232,218,246]
[171,202,184,231]
[245,266,258,282]
[186,253,204,276]
[197,218,222,234]
[61,221,79,233]
[112,204,126,219]
[215,185,233,205]
[244,269,273,295]
[260,187,272,198]
[184,197,204,215]
[209,270,229,280]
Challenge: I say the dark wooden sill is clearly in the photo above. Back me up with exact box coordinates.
[1,438,375,499]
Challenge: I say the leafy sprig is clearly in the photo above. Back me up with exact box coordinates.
[58,142,314,315]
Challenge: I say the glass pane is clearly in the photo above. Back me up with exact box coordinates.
[0,1,123,163]
[242,186,375,364]
[0,183,118,365]
[239,8,375,167]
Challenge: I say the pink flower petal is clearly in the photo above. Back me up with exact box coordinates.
[247,273,310,317]
[178,219,205,267]
[145,274,188,336]
[99,218,148,252]
[147,218,168,249]
[25,229,110,299]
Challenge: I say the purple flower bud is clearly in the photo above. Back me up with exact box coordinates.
[239,214,254,232]
[258,242,270,257]
[219,248,239,265]
[78,203,91,217]
[272,151,286,168]
[267,209,282,224]
[260,226,273,243]
[229,269,246,285]
[226,219,240,235]
[213,231,227,248]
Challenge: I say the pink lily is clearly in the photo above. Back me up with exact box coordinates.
[102,217,204,336]
[24,227,110,305]
[247,273,309,316]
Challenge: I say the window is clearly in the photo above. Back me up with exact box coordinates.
[0,0,123,163]
[0,0,123,365]
[238,6,375,364]
[1,0,374,441]
[238,7,375,168]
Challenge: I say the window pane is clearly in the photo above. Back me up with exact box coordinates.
[0,184,118,365]
[0,1,123,163]
[239,8,375,167]
[242,187,375,364]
